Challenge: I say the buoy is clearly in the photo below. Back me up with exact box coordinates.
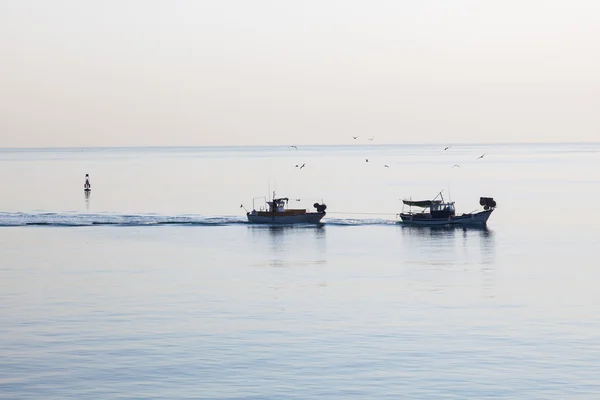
[84,174,91,192]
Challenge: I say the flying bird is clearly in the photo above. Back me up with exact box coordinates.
[368,136,374,141]
[444,146,451,151]
[353,136,359,139]
[477,154,485,160]
[384,164,389,168]
[452,164,460,168]
[365,159,369,162]
[290,145,298,149]
[299,163,306,169]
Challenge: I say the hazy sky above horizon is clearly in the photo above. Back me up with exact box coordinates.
[1,0,599,147]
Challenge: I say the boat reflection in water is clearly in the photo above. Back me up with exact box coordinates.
[398,224,497,298]
[84,190,91,211]
[247,224,326,268]
[399,224,495,266]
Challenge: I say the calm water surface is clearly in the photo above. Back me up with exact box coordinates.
[1,144,600,399]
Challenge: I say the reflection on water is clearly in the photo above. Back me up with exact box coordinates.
[84,190,91,211]
[400,224,493,241]
[460,226,495,265]
[247,224,326,267]
[400,224,490,236]
[248,224,326,238]
[399,225,498,298]
[400,225,496,266]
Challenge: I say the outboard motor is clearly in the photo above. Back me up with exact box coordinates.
[479,197,497,210]
[313,202,327,214]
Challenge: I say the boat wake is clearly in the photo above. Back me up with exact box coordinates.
[0,212,398,227]
[322,218,397,226]
[0,212,247,227]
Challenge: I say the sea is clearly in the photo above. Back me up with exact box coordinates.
[1,143,599,399]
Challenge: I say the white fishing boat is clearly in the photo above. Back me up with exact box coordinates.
[399,191,496,226]
[244,192,327,224]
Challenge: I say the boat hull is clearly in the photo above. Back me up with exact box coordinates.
[399,209,493,226]
[247,212,325,224]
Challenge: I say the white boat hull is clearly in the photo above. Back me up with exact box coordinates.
[247,212,325,224]
[399,209,493,226]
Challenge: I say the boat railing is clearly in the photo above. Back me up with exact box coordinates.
[252,196,267,211]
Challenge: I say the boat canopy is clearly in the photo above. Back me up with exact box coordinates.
[402,199,436,207]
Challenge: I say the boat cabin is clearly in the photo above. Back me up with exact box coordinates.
[402,199,456,219]
[250,194,307,217]
[401,191,458,219]
[267,198,288,212]
[430,201,456,218]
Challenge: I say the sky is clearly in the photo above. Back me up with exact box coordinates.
[1,0,599,147]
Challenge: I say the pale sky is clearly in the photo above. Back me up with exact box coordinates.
[1,0,599,147]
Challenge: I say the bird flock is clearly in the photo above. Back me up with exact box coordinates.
[290,138,487,171]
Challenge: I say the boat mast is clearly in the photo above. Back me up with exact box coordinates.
[272,190,276,220]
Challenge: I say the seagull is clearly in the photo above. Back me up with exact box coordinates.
[444,146,451,151]
[452,164,460,168]
[477,154,485,160]
[353,136,359,139]
[384,164,389,168]
[299,163,306,169]
[368,136,374,141]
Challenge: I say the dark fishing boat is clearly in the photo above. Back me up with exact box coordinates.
[399,191,496,226]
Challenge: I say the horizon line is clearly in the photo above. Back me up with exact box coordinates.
[1,141,599,151]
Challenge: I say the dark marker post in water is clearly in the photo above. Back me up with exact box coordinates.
[84,174,91,191]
